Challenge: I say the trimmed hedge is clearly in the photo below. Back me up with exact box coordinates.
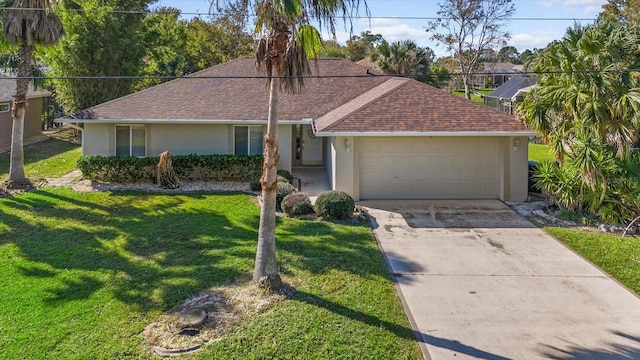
[78,154,263,183]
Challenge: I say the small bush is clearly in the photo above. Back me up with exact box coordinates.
[314,190,355,220]
[250,180,261,191]
[277,169,293,183]
[276,182,296,209]
[277,175,290,183]
[282,192,314,217]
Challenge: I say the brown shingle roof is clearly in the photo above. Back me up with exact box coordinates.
[317,77,531,133]
[67,56,533,134]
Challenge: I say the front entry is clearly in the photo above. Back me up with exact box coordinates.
[294,124,324,166]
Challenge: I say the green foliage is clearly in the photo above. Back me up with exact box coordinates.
[519,21,640,224]
[277,175,289,183]
[370,39,441,86]
[77,154,263,183]
[276,182,296,209]
[276,169,293,183]
[345,31,383,61]
[250,180,261,191]
[46,0,154,113]
[314,190,355,220]
[281,191,314,217]
[556,209,599,226]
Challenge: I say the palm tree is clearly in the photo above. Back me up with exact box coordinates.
[214,0,366,289]
[370,39,436,84]
[2,0,64,188]
[517,21,640,217]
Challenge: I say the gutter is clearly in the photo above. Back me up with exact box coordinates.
[56,118,314,125]
[314,130,539,137]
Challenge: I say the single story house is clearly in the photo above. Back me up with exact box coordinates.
[62,57,537,201]
[484,77,537,114]
[0,76,51,149]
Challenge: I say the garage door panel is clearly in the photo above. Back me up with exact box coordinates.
[359,137,499,199]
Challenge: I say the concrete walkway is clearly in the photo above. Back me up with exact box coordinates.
[46,169,82,187]
[291,167,331,202]
[362,200,640,360]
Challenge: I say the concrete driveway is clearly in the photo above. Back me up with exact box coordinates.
[362,200,640,360]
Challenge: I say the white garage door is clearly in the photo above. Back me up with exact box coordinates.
[359,137,499,199]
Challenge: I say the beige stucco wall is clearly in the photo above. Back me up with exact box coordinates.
[0,98,44,149]
[329,136,357,199]
[277,124,292,172]
[82,123,113,156]
[80,123,294,172]
[500,136,529,202]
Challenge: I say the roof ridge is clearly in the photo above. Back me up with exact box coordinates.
[315,77,410,132]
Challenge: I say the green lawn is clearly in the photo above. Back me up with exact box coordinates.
[452,88,493,104]
[0,136,81,180]
[545,227,640,295]
[0,190,421,359]
[528,143,554,162]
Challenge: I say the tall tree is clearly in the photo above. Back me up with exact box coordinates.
[370,39,440,85]
[599,0,640,25]
[517,21,640,221]
[345,30,382,61]
[2,0,64,187]
[214,0,366,289]
[427,0,515,99]
[45,0,153,113]
[497,45,519,63]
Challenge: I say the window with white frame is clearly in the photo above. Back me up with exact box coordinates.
[0,103,9,112]
[234,125,264,155]
[115,125,146,157]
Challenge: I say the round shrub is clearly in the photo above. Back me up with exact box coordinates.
[250,180,261,191]
[314,190,355,220]
[282,192,315,217]
[276,182,296,209]
[277,169,293,184]
[277,175,290,183]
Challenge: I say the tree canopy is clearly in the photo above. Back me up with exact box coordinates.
[427,0,515,99]
[599,0,640,25]
[517,21,640,223]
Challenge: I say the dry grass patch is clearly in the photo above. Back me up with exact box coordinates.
[143,279,296,354]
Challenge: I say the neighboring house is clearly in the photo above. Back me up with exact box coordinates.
[484,77,537,114]
[0,76,51,149]
[475,62,524,88]
[62,57,537,201]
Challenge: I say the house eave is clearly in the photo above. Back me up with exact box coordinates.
[57,118,314,125]
[314,130,539,137]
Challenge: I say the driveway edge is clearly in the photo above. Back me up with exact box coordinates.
[366,210,432,360]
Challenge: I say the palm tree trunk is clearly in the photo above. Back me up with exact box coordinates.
[8,41,34,185]
[253,74,281,288]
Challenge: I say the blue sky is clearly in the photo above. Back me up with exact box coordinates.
[156,0,607,56]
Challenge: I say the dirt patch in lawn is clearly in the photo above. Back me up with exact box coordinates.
[142,278,296,355]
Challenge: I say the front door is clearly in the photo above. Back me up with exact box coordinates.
[301,124,323,166]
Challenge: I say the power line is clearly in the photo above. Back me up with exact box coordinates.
[2,68,637,81]
[0,6,598,21]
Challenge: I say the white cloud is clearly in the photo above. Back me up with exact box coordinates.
[509,32,557,52]
[365,18,426,43]
[537,0,606,15]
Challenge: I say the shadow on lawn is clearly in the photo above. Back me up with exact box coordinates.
[0,137,79,178]
[0,189,424,312]
[0,190,259,311]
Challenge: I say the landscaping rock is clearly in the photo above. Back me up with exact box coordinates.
[178,308,207,329]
